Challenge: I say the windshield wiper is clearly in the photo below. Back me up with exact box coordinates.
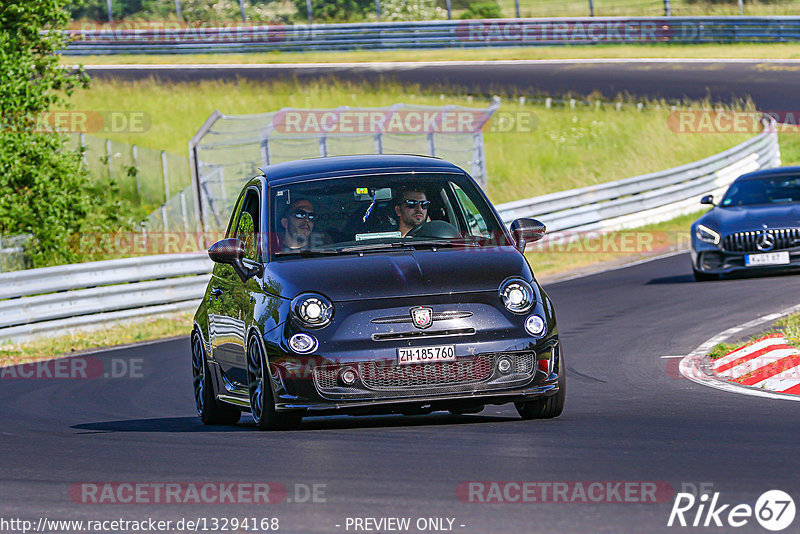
[274,249,341,257]
[336,242,413,253]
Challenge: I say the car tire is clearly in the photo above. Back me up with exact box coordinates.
[693,268,719,282]
[192,331,241,426]
[515,352,566,420]
[247,337,303,431]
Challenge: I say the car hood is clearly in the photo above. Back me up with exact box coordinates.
[265,246,532,302]
[700,204,800,232]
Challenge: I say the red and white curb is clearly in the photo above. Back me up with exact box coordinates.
[711,333,800,394]
[679,303,800,402]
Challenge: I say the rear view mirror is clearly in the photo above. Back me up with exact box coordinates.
[510,218,546,253]
[700,195,715,206]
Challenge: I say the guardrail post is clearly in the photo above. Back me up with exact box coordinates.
[80,133,87,167]
[161,151,170,230]
[664,0,671,16]
[132,144,141,201]
[588,0,594,16]
[106,139,113,179]
[319,135,328,157]
[515,0,520,17]
[374,132,384,154]
[261,137,271,166]
[180,190,189,232]
[174,0,182,20]
[375,0,381,20]
[305,0,313,24]
[445,0,451,19]
[426,132,436,157]
[161,150,170,203]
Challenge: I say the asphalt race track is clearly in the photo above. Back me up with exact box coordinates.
[3,252,800,533]
[85,60,800,109]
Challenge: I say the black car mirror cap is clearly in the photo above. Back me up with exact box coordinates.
[700,194,715,206]
[208,238,245,265]
[510,218,546,253]
[208,239,263,282]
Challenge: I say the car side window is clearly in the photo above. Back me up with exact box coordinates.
[235,189,260,261]
[452,183,490,238]
[225,190,247,239]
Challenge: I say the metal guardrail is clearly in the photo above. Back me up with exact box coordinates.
[495,122,780,233]
[0,126,780,343]
[63,17,800,54]
[0,254,212,343]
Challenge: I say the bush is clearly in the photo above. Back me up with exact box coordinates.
[459,0,501,18]
[290,0,374,21]
[0,0,144,268]
[370,0,446,21]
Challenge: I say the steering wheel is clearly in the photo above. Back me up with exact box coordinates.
[406,220,461,239]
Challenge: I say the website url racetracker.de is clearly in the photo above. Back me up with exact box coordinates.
[0,516,280,534]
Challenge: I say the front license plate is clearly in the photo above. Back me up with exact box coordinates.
[397,345,456,365]
[745,251,790,266]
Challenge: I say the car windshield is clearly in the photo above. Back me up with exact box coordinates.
[270,173,509,258]
[720,175,800,207]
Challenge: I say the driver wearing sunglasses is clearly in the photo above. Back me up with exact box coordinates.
[395,188,430,236]
[279,198,317,251]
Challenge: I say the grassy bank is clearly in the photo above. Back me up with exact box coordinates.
[709,312,800,360]
[64,43,800,65]
[64,79,756,204]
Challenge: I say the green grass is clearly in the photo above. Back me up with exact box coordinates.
[526,209,700,278]
[0,312,193,366]
[708,312,800,360]
[63,42,800,65]
[62,78,756,204]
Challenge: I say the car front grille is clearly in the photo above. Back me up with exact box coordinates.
[359,356,494,390]
[313,352,537,397]
[722,228,800,253]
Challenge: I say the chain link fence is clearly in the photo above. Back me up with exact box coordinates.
[190,101,500,232]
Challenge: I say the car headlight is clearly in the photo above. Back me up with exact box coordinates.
[291,293,334,328]
[499,278,535,314]
[696,224,721,245]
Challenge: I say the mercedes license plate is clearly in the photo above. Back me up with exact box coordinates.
[397,345,456,365]
[745,251,790,266]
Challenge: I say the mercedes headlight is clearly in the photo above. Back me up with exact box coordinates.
[499,278,535,314]
[696,224,721,245]
[291,293,334,328]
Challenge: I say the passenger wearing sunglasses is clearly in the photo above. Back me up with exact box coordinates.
[279,199,317,251]
[394,188,430,236]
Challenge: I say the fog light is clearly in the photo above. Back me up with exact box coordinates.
[525,315,546,337]
[339,367,358,386]
[497,356,513,374]
[289,333,318,354]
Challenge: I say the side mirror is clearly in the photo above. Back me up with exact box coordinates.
[510,218,546,253]
[208,238,244,265]
[700,194,715,206]
[208,238,263,281]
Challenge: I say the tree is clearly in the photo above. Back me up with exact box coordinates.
[0,0,143,268]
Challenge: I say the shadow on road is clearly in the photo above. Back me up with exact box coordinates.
[72,413,520,433]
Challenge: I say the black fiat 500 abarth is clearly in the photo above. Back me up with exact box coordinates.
[191,155,564,429]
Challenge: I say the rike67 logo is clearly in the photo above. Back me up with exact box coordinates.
[668,490,796,531]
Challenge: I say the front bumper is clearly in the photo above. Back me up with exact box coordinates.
[692,246,800,275]
[269,338,560,413]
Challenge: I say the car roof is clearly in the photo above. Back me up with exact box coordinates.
[258,154,466,186]
[735,166,800,182]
